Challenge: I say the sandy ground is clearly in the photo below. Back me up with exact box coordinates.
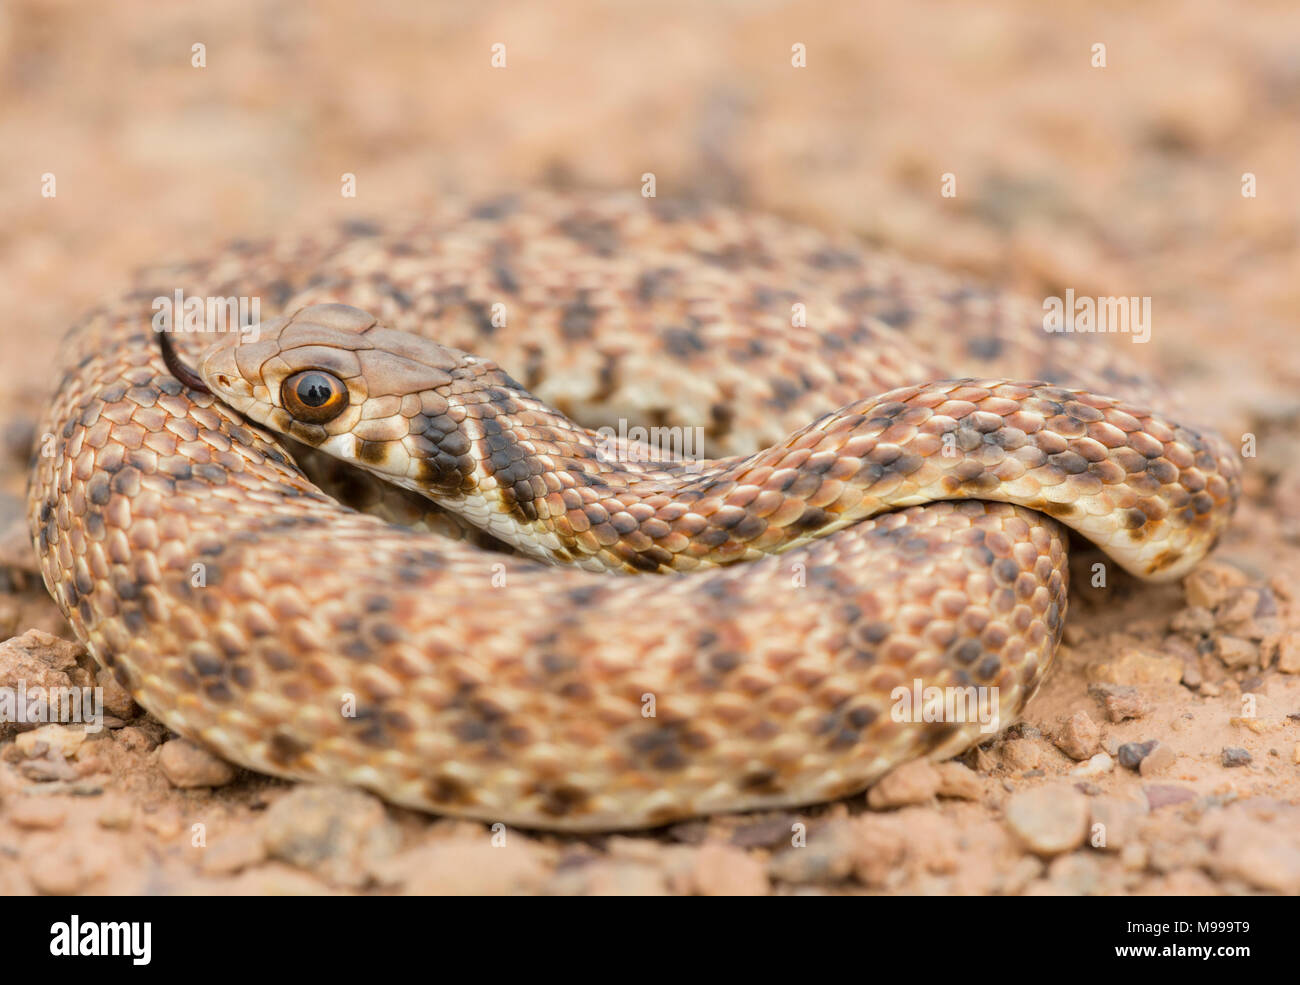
[1,0,1298,894]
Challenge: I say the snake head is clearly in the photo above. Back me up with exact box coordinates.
[182,303,479,492]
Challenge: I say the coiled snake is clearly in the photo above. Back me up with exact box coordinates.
[28,194,1239,830]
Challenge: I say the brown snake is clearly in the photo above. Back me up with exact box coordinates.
[28,194,1239,830]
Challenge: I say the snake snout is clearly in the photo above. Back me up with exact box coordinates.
[196,333,258,408]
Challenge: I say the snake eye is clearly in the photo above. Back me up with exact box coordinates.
[281,370,349,423]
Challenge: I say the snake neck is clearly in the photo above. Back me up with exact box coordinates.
[388,375,1240,581]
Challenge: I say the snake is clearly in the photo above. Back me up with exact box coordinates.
[27,193,1240,830]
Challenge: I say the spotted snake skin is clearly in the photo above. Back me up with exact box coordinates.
[28,194,1239,829]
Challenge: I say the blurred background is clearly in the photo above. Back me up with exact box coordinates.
[0,0,1296,510]
[2,0,1296,408]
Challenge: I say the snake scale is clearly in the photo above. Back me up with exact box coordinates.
[27,194,1239,830]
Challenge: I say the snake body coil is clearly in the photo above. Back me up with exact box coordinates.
[28,195,1239,829]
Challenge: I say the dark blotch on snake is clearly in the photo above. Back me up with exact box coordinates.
[267,732,310,767]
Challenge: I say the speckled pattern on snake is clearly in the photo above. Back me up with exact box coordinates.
[27,194,1240,830]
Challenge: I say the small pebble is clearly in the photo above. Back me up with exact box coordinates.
[14,724,85,760]
[20,757,78,782]
[1214,587,1260,629]
[1221,747,1253,768]
[96,801,134,830]
[866,759,939,809]
[95,668,139,720]
[8,798,67,830]
[1039,852,1103,895]
[199,833,269,876]
[1089,796,1146,851]
[1276,632,1300,673]
[1117,740,1158,770]
[1183,561,1246,609]
[1229,716,1271,735]
[157,738,237,788]
[376,838,546,895]
[995,856,1045,895]
[114,726,160,753]
[1144,785,1196,810]
[142,812,183,840]
[1171,607,1215,635]
[1120,841,1149,871]
[1215,636,1258,668]
[1054,711,1100,760]
[934,761,982,800]
[691,843,768,896]
[25,850,88,894]
[1089,648,1182,687]
[1208,815,1300,894]
[1004,787,1089,856]
[1069,752,1114,777]
[1088,683,1148,722]
[1000,738,1041,771]
[1138,742,1176,776]
[767,821,856,884]
[262,785,399,888]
